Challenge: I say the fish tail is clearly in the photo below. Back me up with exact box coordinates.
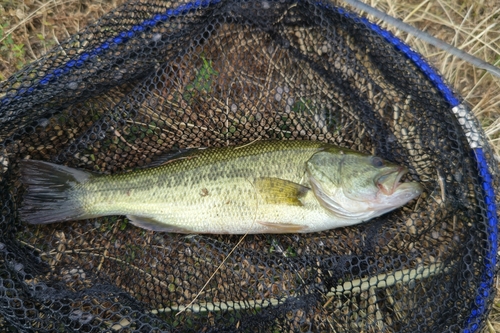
[19,160,94,224]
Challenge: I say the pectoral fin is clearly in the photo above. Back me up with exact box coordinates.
[257,221,308,233]
[254,177,309,206]
[127,215,192,233]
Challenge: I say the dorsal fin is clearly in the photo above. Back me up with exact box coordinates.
[142,147,203,168]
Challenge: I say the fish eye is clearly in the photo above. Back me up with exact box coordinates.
[371,157,384,168]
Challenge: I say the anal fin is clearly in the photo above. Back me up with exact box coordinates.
[254,177,309,206]
[127,215,192,233]
[257,221,307,233]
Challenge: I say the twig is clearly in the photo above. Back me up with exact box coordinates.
[175,234,248,316]
[486,319,495,333]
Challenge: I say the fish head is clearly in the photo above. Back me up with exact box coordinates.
[306,148,423,223]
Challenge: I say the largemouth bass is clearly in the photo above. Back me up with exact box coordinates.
[19,140,422,234]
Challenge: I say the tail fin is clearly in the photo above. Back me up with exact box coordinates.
[19,160,93,224]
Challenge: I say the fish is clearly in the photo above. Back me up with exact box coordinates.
[19,140,422,234]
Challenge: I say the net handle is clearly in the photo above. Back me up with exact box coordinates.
[339,0,500,79]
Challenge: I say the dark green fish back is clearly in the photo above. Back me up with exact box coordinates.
[87,140,332,190]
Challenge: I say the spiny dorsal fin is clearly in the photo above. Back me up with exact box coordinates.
[254,177,309,206]
[143,147,201,168]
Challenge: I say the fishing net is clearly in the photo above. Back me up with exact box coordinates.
[0,0,498,331]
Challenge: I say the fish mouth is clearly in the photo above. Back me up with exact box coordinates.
[376,167,408,196]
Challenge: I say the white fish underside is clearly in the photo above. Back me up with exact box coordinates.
[85,179,345,234]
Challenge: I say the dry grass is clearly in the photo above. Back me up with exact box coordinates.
[0,0,499,331]
[356,0,500,159]
[0,0,127,80]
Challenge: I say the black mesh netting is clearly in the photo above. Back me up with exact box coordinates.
[0,0,499,332]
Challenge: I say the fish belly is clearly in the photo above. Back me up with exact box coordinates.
[82,177,349,234]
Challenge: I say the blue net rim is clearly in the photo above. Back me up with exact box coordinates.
[327,3,497,330]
